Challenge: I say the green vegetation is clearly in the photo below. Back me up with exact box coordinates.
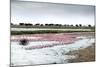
[11,23,95,29]
[11,25,95,29]
[11,29,94,35]
[11,23,95,35]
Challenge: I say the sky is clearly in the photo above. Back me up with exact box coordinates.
[11,0,95,25]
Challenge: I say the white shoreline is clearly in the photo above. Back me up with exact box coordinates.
[11,37,95,66]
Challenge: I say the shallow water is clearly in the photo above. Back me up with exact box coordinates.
[11,37,95,66]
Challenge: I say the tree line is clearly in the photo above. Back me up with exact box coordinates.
[11,23,94,28]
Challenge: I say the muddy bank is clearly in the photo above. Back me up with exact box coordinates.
[66,43,95,63]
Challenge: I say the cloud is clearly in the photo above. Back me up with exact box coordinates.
[11,0,95,25]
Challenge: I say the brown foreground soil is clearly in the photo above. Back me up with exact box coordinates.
[66,43,95,63]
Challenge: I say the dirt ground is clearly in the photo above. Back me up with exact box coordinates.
[66,43,95,63]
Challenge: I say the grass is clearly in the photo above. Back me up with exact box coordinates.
[11,29,95,35]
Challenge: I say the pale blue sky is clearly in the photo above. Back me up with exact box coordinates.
[11,0,95,25]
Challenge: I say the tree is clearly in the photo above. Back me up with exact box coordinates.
[75,24,78,27]
[25,23,33,26]
[66,25,70,27]
[48,24,54,26]
[79,24,82,27]
[64,24,66,26]
[55,24,59,26]
[45,24,48,26]
[19,23,24,25]
[40,24,43,26]
[70,24,74,27]
[35,23,40,26]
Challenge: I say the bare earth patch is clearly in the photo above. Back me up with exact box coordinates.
[66,43,95,63]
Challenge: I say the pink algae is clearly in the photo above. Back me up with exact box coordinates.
[11,33,80,49]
